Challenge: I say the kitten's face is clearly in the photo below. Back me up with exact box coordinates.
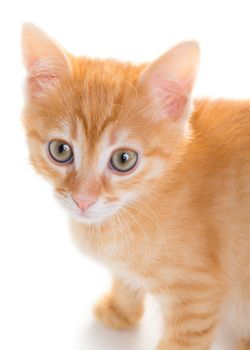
[24,61,169,224]
[22,24,199,225]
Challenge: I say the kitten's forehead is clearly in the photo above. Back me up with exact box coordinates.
[31,58,144,142]
[78,60,140,105]
[63,58,143,146]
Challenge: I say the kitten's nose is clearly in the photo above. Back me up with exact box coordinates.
[72,195,97,211]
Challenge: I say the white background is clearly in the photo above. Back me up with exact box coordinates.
[1,1,250,349]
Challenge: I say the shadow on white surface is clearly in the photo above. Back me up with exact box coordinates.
[84,321,144,350]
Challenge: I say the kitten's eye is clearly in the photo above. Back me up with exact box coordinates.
[110,149,138,173]
[48,140,73,164]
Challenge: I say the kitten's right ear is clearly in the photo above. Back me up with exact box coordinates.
[22,23,71,96]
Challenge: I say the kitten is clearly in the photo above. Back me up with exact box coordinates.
[21,23,250,350]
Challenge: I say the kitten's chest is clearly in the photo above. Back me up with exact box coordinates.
[87,239,159,290]
[96,239,158,290]
[71,219,164,290]
[104,258,157,290]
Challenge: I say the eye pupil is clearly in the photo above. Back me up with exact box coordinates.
[121,153,129,163]
[59,144,68,154]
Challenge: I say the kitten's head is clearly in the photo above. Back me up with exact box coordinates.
[22,24,199,225]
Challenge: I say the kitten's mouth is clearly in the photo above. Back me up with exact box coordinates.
[73,202,119,224]
[74,209,114,224]
[78,210,100,220]
[55,192,120,224]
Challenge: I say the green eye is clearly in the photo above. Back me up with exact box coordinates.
[48,140,73,164]
[110,149,138,173]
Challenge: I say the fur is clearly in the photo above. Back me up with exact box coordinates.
[22,24,250,350]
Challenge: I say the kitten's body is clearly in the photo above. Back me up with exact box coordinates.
[22,24,250,349]
[71,98,250,348]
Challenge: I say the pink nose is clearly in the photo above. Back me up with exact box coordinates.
[72,195,97,211]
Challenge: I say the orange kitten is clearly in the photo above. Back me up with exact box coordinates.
[21,24,250,350]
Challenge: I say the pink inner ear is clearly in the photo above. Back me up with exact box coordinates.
[26,56,60,96]
[152,77,190,120]
[27,72,58,95]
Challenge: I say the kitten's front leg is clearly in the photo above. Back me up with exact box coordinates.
[156,286,220,350]
[94,278,144,329]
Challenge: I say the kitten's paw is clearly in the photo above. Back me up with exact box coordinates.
[94,294,143,330]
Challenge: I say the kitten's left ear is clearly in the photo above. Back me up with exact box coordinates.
[139,41,200,122]
[22,23,71,96]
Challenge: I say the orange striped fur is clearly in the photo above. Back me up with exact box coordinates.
[22,24,250,350]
